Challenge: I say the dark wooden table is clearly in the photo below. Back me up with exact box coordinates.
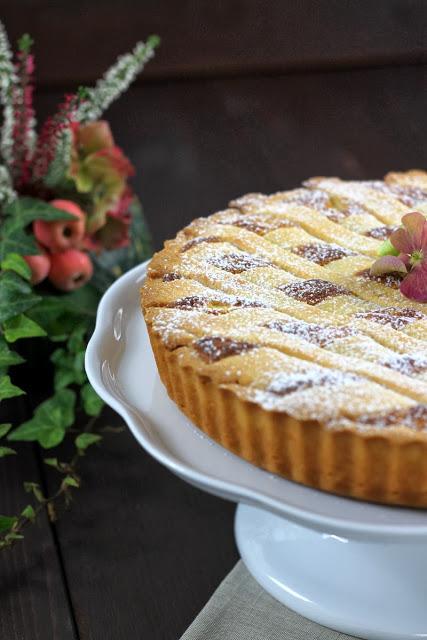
[1,3,427,638]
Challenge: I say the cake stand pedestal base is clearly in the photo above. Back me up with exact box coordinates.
[235,503,427,640]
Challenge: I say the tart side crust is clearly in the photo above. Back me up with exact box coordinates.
[141,170,427,507]
[148,330,427,508]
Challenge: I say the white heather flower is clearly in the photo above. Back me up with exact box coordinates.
[76,36,159,123]
[0,21,18,168]
[0,163,17,205]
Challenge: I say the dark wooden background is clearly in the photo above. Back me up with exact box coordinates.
[1,2,427,638]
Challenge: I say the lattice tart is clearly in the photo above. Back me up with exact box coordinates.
[141,170,427,507]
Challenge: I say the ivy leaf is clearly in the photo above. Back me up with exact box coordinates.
[0,217,39,259]
[0,515,17,533]
[0,271,41,323]
[27,296,83,339]
[66,285,99,318]
[51,347,84,390]
[0,338,24,367]
[3,314,47,342]
[44,457,60,469]
[67,325,87,354]
[8,389,76,448]
[62,475,79,488]
[21,504,35,521]
[0,198,76,260]
[0,446,16,457]
[0,423,12,438]
[24,482,44,502]
[4,532,24,541]
[75,432,102,451]
[1,253,32,280]
[4,197,76,224]
[81,383,104,417]
[0,376,25,400]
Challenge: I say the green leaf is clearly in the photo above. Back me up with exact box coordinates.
[44,457,59,468]
[51,348,79,391]
[81,383,104,417]
[0,271,41,323]
[27,291,95,339]
[67,325,87,354]
[0,446,16,457]
[0,217,39,259]
[3,314,47,342]
[0,423,12,438]
[0,515,17,532]
[75,432,101,451]
[4,532,24,541]
[24,482,44,502]
[4,197,76,224]
[39,426,67,448]
[378,238,399,257]
[1,253,32,280]
[18,33,34,53]
[21,504,35,521]
[0,376,25,400]
[8,389,76,448]
[0,337,24,367]
[0,198,77,261]
[62,475,79,488]
[65,285,99,318]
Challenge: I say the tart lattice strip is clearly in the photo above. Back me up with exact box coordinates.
[146,304,427,364]
[194,212,424,317]
[145,306,427,403]
[161,339,417,424]
[303,177,409,225]
[144,287,427,362]
[229,186,396,240]
[177,221,427,331]
[144,259,371,324]
[173,217,427,318]
[212,204,382,257]
[146,242,427,342]
[229,189,394,240]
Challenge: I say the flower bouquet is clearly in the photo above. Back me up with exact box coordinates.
[0,22,159,547]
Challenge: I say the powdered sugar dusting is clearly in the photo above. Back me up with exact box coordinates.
[380,353,427,376]
[355,307,424,330]
[267,369,359,396]
[264,319,355,347]
[144,172,427,432]
[293,242,355,265]
[279,279,350,305]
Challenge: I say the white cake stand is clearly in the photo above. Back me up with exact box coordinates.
[86,262,427,640]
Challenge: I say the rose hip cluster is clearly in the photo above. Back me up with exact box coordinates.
[25,199,93,291]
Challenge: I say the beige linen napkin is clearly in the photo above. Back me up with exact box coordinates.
[180,561,358,640]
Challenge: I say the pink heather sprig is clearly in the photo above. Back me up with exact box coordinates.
[31,92,84,182]
[11,34,36,187]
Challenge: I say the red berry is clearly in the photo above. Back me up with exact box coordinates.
[33,200,86,253]
[48,249,93,291]
[24,249,51,285]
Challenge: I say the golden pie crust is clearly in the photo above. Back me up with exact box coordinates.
[141,171,427,507]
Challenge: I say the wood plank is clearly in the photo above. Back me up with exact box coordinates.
[43,411,238,639]
[36,63,427,638]
[0,443,77,640]
[2,0,427,85]
[0,361,77,639]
